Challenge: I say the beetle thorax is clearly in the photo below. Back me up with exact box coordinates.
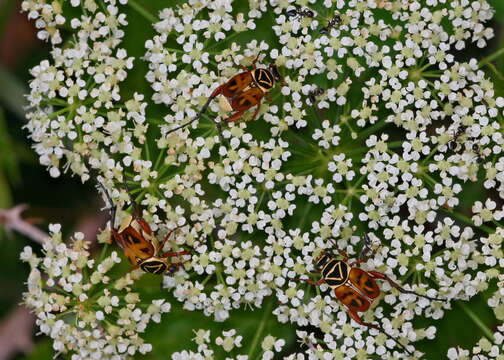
[321,259,350,288]
[139,257,168,274]
[251,68,275,93]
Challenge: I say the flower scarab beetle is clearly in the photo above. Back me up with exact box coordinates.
[297,235,445,355]
[100,183,189,275]
[166,54,283,135]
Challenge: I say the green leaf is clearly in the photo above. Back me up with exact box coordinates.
[0,65,28,119]
[0,171,11,208]
[489,0,504,21]
[20,339,54,360]
[0,108,22,186]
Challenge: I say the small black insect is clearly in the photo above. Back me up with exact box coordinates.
[319,14,342,34]
[447,125,468,151]
[308,87,324,105]
[472,143,484,164]
[286,6,315,20]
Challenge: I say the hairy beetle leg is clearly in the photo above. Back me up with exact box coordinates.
[160,250,190,258]
[368,270,444,301]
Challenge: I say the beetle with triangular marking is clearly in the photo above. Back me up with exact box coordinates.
[295,234,445,356]
[99,181,190,275]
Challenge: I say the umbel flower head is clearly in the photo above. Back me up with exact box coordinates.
[21,224,171,359]
[21,0,504,358]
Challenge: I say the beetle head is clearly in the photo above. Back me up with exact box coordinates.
[313,251,332,271]
[167,264,178,274]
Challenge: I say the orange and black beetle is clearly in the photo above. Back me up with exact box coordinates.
[100,184,189,275]
[297,235,444,355]
[166,55,282,135]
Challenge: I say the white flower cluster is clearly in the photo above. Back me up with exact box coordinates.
[22,0,504,359]
[24,0,144,181]
[20,224,171,359]
[171,329,284,360]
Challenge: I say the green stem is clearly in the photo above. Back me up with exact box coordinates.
[201,273,213,286]
[354,118,389,144]
[215,267,225,284]
[421,173,438,187]
[128,0,157,23]
[153,146,165,171]
[298,203,312,230]
[345,140,403,156]
[420,143,442,166]
[98,243,109,264]
[481,60,504,81]
[439,207,494,234]
[458,301,495,341]
[247,299,273,359]
[255,189,267,213]
[339,174,366,206]
[47,106,72,119]
[479,47,504,65]
[207,30,243,51]
[144,141,151,162]
[418,62,432,72]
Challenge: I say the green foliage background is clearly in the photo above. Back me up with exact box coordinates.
[0,0,502,358]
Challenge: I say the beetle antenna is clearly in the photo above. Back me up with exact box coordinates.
[60,146,117,228]
[374,322,413,356]
[214,119,226,144]
[326,237,339,254]
[358,233,376,261]
[97,180,117,230]
[120,174,141,216]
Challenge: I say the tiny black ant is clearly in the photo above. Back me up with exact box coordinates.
[447,125,467,151]
[319,14,341,34]
[286,6,315,20]
[308,87,324,105]
[472,143,484,164]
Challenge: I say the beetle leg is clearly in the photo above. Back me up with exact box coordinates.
[212,120,226,144]
[159,226,180,251]
[224,109,247,123]
[345,300,414,356]
[293,278,325,286]
[120,177,142,217]
[336,250,349,263]
[226,55,250,71]
[160,250,190,258]
[368,271,444,301]
[345,308,379,329]
[374,321,414,356]
[346,307,414,355]
[250,102,262,122]
[210,84,225,99]
[251,53,261,67]
[349,258,366,267]
[128,264,140,272]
